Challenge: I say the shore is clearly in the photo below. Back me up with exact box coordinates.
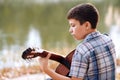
[9,73,50,80]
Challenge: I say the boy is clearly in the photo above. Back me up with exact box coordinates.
[39,3,116,80]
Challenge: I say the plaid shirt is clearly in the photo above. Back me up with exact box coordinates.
[69,31,116,80]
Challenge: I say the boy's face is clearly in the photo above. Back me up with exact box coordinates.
[68,19,88,40]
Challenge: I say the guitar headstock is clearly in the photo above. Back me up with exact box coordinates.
[22,48,44,60]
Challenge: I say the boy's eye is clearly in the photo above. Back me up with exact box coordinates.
[71,25,75,27]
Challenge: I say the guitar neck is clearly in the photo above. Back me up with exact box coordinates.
[37,51,70,69]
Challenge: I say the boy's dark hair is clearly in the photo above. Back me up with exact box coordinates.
[67,3,99,29]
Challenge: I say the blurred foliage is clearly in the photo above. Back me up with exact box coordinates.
[0,0,120,49]
[106,0,120,7]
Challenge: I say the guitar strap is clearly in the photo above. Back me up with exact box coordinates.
[61,49,75,69]
[58,59,71,69]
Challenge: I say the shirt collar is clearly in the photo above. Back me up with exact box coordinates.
[83,31,101,42]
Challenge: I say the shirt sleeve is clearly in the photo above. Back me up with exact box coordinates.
[69,49,88,78]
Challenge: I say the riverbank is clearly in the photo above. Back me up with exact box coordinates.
[4,73,50,80]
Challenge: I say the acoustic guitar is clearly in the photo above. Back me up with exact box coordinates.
[22,48,75,77]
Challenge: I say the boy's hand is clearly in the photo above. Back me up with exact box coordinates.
[38,53,51,72]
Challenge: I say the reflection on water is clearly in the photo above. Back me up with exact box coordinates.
[0,26,41,69]
[25,25,42,48]
[105,5,120,59]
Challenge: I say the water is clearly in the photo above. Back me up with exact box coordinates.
[0,25,42,69]
[25,25,42,48]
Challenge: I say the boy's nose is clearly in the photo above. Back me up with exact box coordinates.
[69,27,73,33]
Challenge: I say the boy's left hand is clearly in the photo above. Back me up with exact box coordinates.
[38,53,51,72]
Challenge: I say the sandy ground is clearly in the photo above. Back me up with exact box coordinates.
[11,67,120,80]
[1,67,120,80]
[8,73,51,80]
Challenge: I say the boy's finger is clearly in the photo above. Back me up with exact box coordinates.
[46,53,51,59]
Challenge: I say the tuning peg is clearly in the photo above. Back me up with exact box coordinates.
[35,48,44,53]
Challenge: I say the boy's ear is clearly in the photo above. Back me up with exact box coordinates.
[85,21,91,30]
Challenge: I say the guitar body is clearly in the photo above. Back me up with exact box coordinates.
[55,49,75,76]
